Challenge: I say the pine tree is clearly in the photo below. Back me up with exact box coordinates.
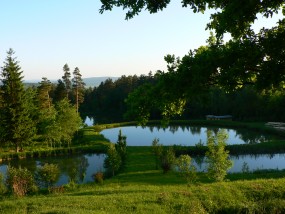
[37,77,52,109]
[0,49,36,152]
[72,67,85,113]
[62,63,71,99]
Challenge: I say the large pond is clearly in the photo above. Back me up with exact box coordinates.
[101,125,281,146]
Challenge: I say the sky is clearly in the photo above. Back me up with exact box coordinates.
[0,1,283,81]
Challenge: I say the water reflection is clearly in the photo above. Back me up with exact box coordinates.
[0,153,105,186]
[101,126,280,146]
[192,153,285,173]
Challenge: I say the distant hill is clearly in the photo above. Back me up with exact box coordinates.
[83,77,119,88]
[23,77,119,88]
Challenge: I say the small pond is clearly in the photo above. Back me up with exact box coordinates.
[101,125,281,146]
[0,153,105,186]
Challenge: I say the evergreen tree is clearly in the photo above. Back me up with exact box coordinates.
[0,49,36,152]
[53,79,67,103]
[37,77,52,109]
[72,67,85,113]
[62,63,71,99]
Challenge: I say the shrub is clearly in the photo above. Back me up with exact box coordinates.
[6,166,37,197]
[104,144,122,176]
[205,129,233,182]
[0,173,7,194]
[93,171,104,184]
[175,154,197,183]
[152,138,163,169]
[160,147,176,174]
[35,163,60,188]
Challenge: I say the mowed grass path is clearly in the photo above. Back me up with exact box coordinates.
[1,147,285,213]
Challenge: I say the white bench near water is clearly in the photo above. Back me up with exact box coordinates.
[206,115,232,120]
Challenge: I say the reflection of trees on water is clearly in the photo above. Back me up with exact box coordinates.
[4,158,38,173]
[2,154,89,183]
[190,126,202,135]
[235,129,269,144]
[193,156,205,171]
[55,155,89,183]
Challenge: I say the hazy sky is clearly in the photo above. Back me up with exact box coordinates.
[0,1,283,81]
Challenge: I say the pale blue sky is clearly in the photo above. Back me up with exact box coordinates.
[0,1,283,81]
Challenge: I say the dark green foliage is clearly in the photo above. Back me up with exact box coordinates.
[62,63,71,99]
[35,163,60,188]
[104,144,122,176]
[0,49,36,152]
[5,166,37,197]
[115,129,127,166]
[72,67,85,113]
[152,138,163,169]
[160,147,176,174]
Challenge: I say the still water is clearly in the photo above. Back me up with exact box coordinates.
[0,153,105,186]
[101,125,280,146]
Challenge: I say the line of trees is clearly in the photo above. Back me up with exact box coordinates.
[80,73,285,123]
[0,49,85,152]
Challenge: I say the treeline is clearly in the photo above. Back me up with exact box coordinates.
[0,49,85,152]
[80,73,285,123]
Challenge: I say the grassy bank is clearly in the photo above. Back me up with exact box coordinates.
[1,146,285,213]
[0,127,111,162]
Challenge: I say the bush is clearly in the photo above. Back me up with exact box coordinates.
[35,163,60,188]
[205,129,233,182]
[93,171,104,184]
[152,138,163,170]
[6,166,38,197]
[175,154,197,183]
[160,147,176,174]
[0,173,7,194]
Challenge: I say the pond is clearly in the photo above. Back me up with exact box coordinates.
[193,153,285,173]
[101,125,281,146]
[0,153,105,186]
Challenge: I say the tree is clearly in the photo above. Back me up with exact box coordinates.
[53,79,67,103]
[115,129,127,165]
[205,129,233,182]
[104,144,122,176]
[37,77,52,109]
[55,99,83,147]
[72,67,85,113]
[0,49,36,152]
[100,1,284,38]
[62,63,71,99]
[100,1,285,122]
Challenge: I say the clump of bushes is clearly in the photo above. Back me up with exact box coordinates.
[6,166,38,197]
[93,171,104,184]
[175,154,197,183]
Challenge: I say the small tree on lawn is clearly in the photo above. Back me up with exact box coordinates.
[115,129,127,166]
[104,144,122,177]
[205,129,233,182]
